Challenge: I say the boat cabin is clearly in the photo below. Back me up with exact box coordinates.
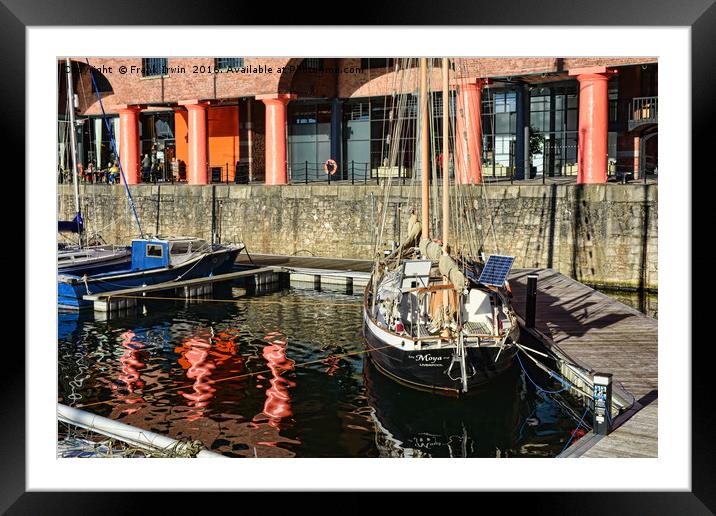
[130,237,209,271]
[383,259,511,339]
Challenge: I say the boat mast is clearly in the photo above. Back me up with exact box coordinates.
[65,58,82,247]
[442,58,450,253]
[420,58,429,242]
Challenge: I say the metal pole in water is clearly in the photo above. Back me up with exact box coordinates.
[525,274,538,328]
[57,403,223,458]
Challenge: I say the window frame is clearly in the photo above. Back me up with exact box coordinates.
[141,58,168,78]
[215,57,245,70]
[146,244,164,259]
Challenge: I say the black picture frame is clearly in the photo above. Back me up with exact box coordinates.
[7,0,711,513]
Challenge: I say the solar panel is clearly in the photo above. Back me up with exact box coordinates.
[478,255,515,287]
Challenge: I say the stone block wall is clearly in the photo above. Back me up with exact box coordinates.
[58,182,657,290]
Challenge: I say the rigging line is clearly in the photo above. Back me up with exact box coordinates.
[471,58,501,256]
[459,57,485,260]
[379,58,402,247]
[374,57,408,260]
[73,342,397,410]
[453,58,477,258]
[558,405,590,456]
[110,294,363,307]
[75,62,100,240]
[85,58,144,239]
[515,351,569,395]
[454,57,487,259]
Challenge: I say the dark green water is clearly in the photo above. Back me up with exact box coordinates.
[596,288,658,319]
[58,286,590,458]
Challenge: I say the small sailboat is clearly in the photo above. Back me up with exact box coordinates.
[363,58,519,395]
[58,245,132,276]
[58,59,245,309]
[58,57,131,274]
[58,236,244,309]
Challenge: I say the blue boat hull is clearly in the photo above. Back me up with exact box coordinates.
[58,247,241,309]
[58,252,132,276]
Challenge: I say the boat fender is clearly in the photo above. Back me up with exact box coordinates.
[324,159,338,175]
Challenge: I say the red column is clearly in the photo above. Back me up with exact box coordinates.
[257,93,296,185]
[633,134,641,179]
[115,105,142,184]
[179,100,209,185]
[569,67,616,184]
[455,80,483,184]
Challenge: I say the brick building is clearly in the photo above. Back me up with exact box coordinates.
[57,57,658,185]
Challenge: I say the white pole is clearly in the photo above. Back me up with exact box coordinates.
[57,403,223,458]
[65,58,82,246]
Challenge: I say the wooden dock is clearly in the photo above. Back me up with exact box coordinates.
[508,268,657,458]
[237,253,371,289]
[83,255,371,315]
[238,255,657,458]
[83,266,284,313]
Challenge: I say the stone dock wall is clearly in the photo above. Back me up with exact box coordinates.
[58,183,657,290]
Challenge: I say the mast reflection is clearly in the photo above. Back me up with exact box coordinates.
[260,333,295,429]
[175,335,216,421]
[112,330,146,415]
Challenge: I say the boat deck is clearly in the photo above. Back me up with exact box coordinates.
[237,255,658,458]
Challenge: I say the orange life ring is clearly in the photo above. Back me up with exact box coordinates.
[324,159,338,175]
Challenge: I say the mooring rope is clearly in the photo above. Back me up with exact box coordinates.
[110,294,363,307]
[515,351,571,395]
[558,405,591,456]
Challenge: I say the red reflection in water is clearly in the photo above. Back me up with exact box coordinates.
[260,334,295,429]
[175,336,216,421]
[112,330,146,414]
[323,355,341,376]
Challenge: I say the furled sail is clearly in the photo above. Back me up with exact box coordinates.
[419,238,466,291]
[58,212,84,234]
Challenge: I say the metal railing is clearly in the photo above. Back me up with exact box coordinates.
[628,96,658,130]
[289,161,412,185]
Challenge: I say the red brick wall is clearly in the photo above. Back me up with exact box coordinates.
[336,57,658,97]
[69,56,658,114]
[75,57,295,115]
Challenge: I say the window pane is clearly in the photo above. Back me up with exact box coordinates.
[142,58,167,77]
[495,113,511,133]
[216,58,244,69]
[567,110,578,131]
[304,58,324,71]
[505,92,516,113]
[146,244,163,257]
[361,58,395,70]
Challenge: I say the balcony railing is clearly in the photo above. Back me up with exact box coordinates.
[628,96,658,130]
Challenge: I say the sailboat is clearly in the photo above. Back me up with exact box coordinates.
[57,58,245,309]
[363,57,519,395]
[58,57,131,275]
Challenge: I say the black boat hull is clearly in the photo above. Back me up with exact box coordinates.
[363,312,516,396]
[363,358,522,456]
